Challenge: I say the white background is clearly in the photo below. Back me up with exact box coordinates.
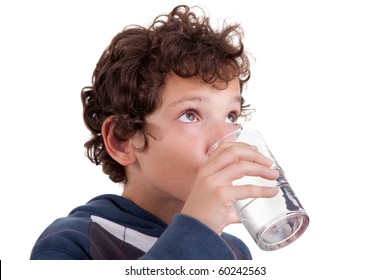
[1,0,389,279]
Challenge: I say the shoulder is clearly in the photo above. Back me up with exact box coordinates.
[30,194,156,260]
[30,213,92,260]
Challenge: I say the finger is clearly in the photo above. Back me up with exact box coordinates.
[205,143,273,176]
[212,160,280,184]
[226,209,241,225]
[232,184,280,200]
[209,142,272,166]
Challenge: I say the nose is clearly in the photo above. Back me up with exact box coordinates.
[205,124,239,155]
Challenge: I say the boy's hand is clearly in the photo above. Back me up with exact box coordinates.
[181,142,280,235]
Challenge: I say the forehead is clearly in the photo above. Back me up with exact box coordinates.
[160,74,241,104]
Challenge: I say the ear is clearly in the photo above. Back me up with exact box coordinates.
[102,116,136,166]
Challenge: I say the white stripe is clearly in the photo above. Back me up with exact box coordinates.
[91,215,158,252]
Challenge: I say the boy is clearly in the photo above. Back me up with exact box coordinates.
[30,5,279,260]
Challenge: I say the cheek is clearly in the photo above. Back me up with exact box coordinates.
[159,142,201,177]
[148,139,205,187]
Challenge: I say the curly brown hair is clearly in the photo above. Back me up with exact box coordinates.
[81,5,252,184]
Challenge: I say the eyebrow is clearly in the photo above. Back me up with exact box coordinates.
[168,96,203,107]
[168,95,242,108]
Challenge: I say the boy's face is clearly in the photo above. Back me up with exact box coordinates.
[127,74,242,211]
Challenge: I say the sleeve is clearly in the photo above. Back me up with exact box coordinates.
[139,213,248,260]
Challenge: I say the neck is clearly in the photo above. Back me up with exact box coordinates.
[121,184,184,224]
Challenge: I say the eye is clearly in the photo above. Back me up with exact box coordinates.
[178,110,200,123]
[226,112,240,124]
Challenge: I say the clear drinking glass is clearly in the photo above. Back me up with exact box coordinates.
[209,129,309,251]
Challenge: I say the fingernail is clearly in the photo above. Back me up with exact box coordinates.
[265,157,273,166]
[272,169,280,177]
[249,145,258,151]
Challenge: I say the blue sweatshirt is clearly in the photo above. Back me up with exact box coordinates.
[30,194,252,260]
